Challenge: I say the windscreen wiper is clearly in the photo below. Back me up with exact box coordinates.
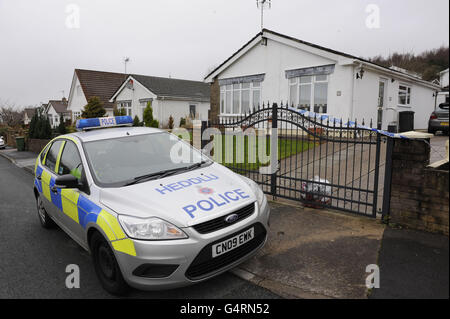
[125,161,210,186]
[125,168,185,186]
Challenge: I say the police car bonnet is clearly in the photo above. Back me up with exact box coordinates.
[99,164,257,228]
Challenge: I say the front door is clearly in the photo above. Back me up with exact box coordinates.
[377,79,387,129]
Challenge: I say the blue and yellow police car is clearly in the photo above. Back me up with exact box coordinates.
[33,116,270,295]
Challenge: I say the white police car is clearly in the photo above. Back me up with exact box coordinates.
[33,116,270,295]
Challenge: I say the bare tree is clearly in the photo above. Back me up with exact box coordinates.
[0,99,24,127]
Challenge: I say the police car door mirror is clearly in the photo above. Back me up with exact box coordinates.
[55,174,80,189]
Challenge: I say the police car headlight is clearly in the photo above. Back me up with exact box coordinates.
[240,176,266,207]
[118,215,188,240]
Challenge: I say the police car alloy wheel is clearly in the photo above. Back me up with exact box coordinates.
[90,231,130,295]
[36,194,55,228]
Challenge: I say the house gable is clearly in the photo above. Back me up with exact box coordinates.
[112,76,158,103]
[217,36,337,81]
[205,29,440,90]
[67,71,88,113]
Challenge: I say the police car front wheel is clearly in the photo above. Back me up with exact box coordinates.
[36,194,55,228]
[90,231,130,296]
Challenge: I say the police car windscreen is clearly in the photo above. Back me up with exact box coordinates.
[83,132,207,187]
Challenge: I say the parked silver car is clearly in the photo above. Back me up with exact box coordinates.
[0,136,5,149]
[428,103,449,135]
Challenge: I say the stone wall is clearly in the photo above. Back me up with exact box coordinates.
[208,78,220,123]
[26,138,50,154]
[389,138,449,235]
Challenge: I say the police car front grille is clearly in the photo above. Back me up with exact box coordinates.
[185,223,266,280]
[192,203,256,234]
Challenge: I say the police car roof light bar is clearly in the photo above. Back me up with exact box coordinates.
[76,116,134,131]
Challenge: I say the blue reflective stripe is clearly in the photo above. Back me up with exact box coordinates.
[49,177,63,211]
[34,178,42,193]
[78,195,102,228]
[35,166,43,193]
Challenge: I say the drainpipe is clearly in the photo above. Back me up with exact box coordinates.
[350,64,356,121]
[434,90,438,110]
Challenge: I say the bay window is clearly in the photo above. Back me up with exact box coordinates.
[220,81,261,115]
[289,75,328,113]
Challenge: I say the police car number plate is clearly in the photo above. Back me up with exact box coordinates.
[212,227,254,258]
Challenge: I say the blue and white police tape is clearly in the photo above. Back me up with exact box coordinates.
[287,106,410,139]
[76,116,133,131]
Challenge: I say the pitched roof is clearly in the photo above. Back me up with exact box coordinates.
[48,100,68,113]
[75,69,128,108]
[204,29,440,89]
[130,74,210,101]
[24,108,37,118]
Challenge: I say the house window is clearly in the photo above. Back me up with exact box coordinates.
[220,82,261,115]
[289,75,328,113]
[117,101,132,116]
[189,105,196,119]
[76,85,82,96]
[398,85,411,106]
[73,111,81,120]
[140,100,152,120]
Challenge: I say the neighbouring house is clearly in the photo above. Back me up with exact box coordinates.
[67,69,128,122]
[109,74,210,128]
[45,99,70,128]
[436,68,449,106]
[23,108,37,125]
[204,29,441,131]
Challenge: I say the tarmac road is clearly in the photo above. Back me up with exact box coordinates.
[0,155,281,299]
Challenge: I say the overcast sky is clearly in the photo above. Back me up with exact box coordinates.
[0,0,448,107]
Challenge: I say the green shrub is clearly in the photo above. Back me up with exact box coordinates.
[143,101,159,128]
[168,115,174,129]
[82,96,106,118]
[28,109,52,139]
[56,115,67,134]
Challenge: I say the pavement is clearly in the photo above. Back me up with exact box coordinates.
[0,147,37,173]
[1,144,449,299]
[370,227,449,299]
[235,200,385,298]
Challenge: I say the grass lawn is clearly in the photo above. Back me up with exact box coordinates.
[211,135,316,170]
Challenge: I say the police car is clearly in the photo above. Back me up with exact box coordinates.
[33,116,270,295]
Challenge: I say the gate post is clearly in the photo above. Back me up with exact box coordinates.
[372,133,382,217]
[381,136,394,221]
[270,103,278,199]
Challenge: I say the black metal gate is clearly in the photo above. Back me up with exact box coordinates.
[205,102,391,217]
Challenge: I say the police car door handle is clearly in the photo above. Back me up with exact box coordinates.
[51,186,59,194]
[36,175,41,180]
